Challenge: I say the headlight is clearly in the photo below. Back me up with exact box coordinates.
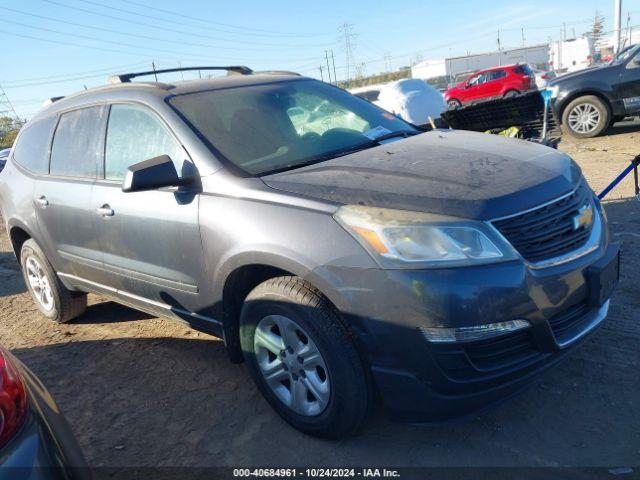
[546,85,559,99]
[334,205,514,268]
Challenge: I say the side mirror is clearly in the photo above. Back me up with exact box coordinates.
[122,155,188,193]
[633,58,640,66]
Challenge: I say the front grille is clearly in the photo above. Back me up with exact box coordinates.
[492,183,594,263]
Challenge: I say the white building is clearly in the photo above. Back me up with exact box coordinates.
[412,44,549,81]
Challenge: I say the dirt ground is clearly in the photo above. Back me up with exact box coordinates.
[0,122,638,469]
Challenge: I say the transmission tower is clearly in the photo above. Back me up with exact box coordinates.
[338,23,357,81]
[0,84,23,134]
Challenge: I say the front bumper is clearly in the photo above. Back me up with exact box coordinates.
[313,230,619,423]
[0,356,89,480]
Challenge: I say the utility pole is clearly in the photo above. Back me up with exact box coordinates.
[339,23,356,80]
[325,50,333,84]
[384,52,392,73]
[521,28,525,48]
[613,0,622,53]
[318,65,324,82]
[562,22,567,41]
[497,30,502,65]
[330,50,337,83]
[0,84,23,134]
[151,61,158,81]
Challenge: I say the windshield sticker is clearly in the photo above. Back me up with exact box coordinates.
[362,126,393,140]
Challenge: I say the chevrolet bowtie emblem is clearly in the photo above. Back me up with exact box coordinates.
[572,204,594,231]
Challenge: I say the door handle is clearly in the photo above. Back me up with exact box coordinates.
[36,196,49,208]
[96,205,114,217]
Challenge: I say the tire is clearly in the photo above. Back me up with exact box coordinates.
[447,99,461,110]
[20,239,87,323]
[561,95,610,138]
[239,276,372,438]
[503,90,519,98]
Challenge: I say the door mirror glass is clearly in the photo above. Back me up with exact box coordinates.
[122,155,186,193]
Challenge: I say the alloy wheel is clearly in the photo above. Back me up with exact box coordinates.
[567,103,601,134]
[25,256,54,312]
[254,314,330,417]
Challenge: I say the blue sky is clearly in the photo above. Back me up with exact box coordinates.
[0,0,634,119]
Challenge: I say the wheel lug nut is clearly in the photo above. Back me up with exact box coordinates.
[297,356,304,364]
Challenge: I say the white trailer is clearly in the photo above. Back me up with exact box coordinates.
[549,36,596,73]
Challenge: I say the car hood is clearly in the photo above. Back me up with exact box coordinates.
[262,130,582,221]
[551,64,615,84]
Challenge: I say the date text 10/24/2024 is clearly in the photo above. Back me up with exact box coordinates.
[233,468,401,478]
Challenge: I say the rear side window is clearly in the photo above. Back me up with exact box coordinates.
[11,117,56,174]
[513,65,533,75]
[489,70,507,81]
[50,106,107,178]
[105,104,186,181]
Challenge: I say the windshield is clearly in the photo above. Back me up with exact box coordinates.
[170,79,416,175]
[610,44,639,65]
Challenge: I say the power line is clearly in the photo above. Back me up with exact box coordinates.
[1,63,156,88]
[0,6,331,53]
[0,31,161,65]
[121,0,325,37]
[40,0,335,48]
[0,23,326,73]
[0,84,23,127]
[4,19,227,60]
[1,61,149,86]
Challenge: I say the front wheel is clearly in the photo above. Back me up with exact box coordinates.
[240,276,372,438]
[447,99,461,109]
[503,90,519,98]
[20,239,87,323]
[562,95,610,138]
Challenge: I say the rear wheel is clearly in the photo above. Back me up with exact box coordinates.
[239,276,371,438]
[562,95,610,138]
[447,99,461,109]
[20,239,87,323]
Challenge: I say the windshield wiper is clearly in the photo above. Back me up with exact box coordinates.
[259,130,421,176]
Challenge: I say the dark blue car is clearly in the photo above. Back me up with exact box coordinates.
[0,345,88,479]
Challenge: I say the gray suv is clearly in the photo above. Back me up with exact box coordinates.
[0,67,619,438]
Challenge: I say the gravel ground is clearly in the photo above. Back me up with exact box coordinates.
[0,123,638,469]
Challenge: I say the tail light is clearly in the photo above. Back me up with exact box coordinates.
[0,349,28,447]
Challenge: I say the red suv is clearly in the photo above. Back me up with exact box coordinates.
[445,64,535,109]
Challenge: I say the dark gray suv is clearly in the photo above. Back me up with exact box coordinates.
[0,67,619,438]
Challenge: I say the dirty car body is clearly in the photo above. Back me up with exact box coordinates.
[0,72,618,434]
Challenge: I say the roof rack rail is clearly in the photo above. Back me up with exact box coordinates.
[107,66,253,84]
[42,96,65,106]
[254,70,301,76]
